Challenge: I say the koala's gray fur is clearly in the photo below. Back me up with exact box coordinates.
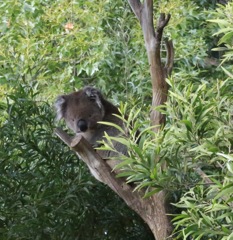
[55,87,127,158]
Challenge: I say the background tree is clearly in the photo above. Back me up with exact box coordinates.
[0,0,232,239]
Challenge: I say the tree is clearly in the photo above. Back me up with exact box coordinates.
[0,1,154,239]
[1,0,232,239]
[58,1,231,239]
[56,1,174,239]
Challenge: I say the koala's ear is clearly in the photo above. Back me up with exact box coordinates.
[54,95,66,121]
[84,87,102,109]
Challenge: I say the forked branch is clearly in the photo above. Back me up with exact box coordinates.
[128,0,174,128]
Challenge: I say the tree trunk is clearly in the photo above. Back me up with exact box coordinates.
[128,0,174,129]
[128,1,174,238]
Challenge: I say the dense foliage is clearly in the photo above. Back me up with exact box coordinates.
[0,85,153,239]
[102,2,233,239]
[0,0,232,239]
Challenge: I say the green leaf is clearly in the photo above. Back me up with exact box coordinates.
[219,31,233,45]
[98,121,125,134]
[207,19,229,25]
[108,136,130,147]
[169,91,188,103]
[181,119,193,132]
[143,188,162,198]
[221,67,233,78]
[116,171,135,178]
[113,158,134,170]
[215,184,233,200]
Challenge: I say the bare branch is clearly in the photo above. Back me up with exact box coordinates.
[127,0,142,20]
[141,1,156,50]
[54,127,72,146]
[155,13,171,53]
[142,0,154,32]
[157,13,171,31]
[195,167,233,207]
[195,167,213,185]
[165,39,174,77]
[54,128,137,207]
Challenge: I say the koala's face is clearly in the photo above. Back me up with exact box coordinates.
[55,87,105,137]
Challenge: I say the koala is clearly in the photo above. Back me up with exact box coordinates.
[55,86,127,159]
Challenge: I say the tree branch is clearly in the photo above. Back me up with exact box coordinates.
[55,127,72,145]
[71,135,132,195]
[128,1,173,129]
[195,167,233,207]
[127,0,142,20]
[165,39,174,77]
[55,127,173,239]
[157,13,171,32]
[54,128,141,211]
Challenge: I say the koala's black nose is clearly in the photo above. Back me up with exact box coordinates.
[77,119,88,132]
